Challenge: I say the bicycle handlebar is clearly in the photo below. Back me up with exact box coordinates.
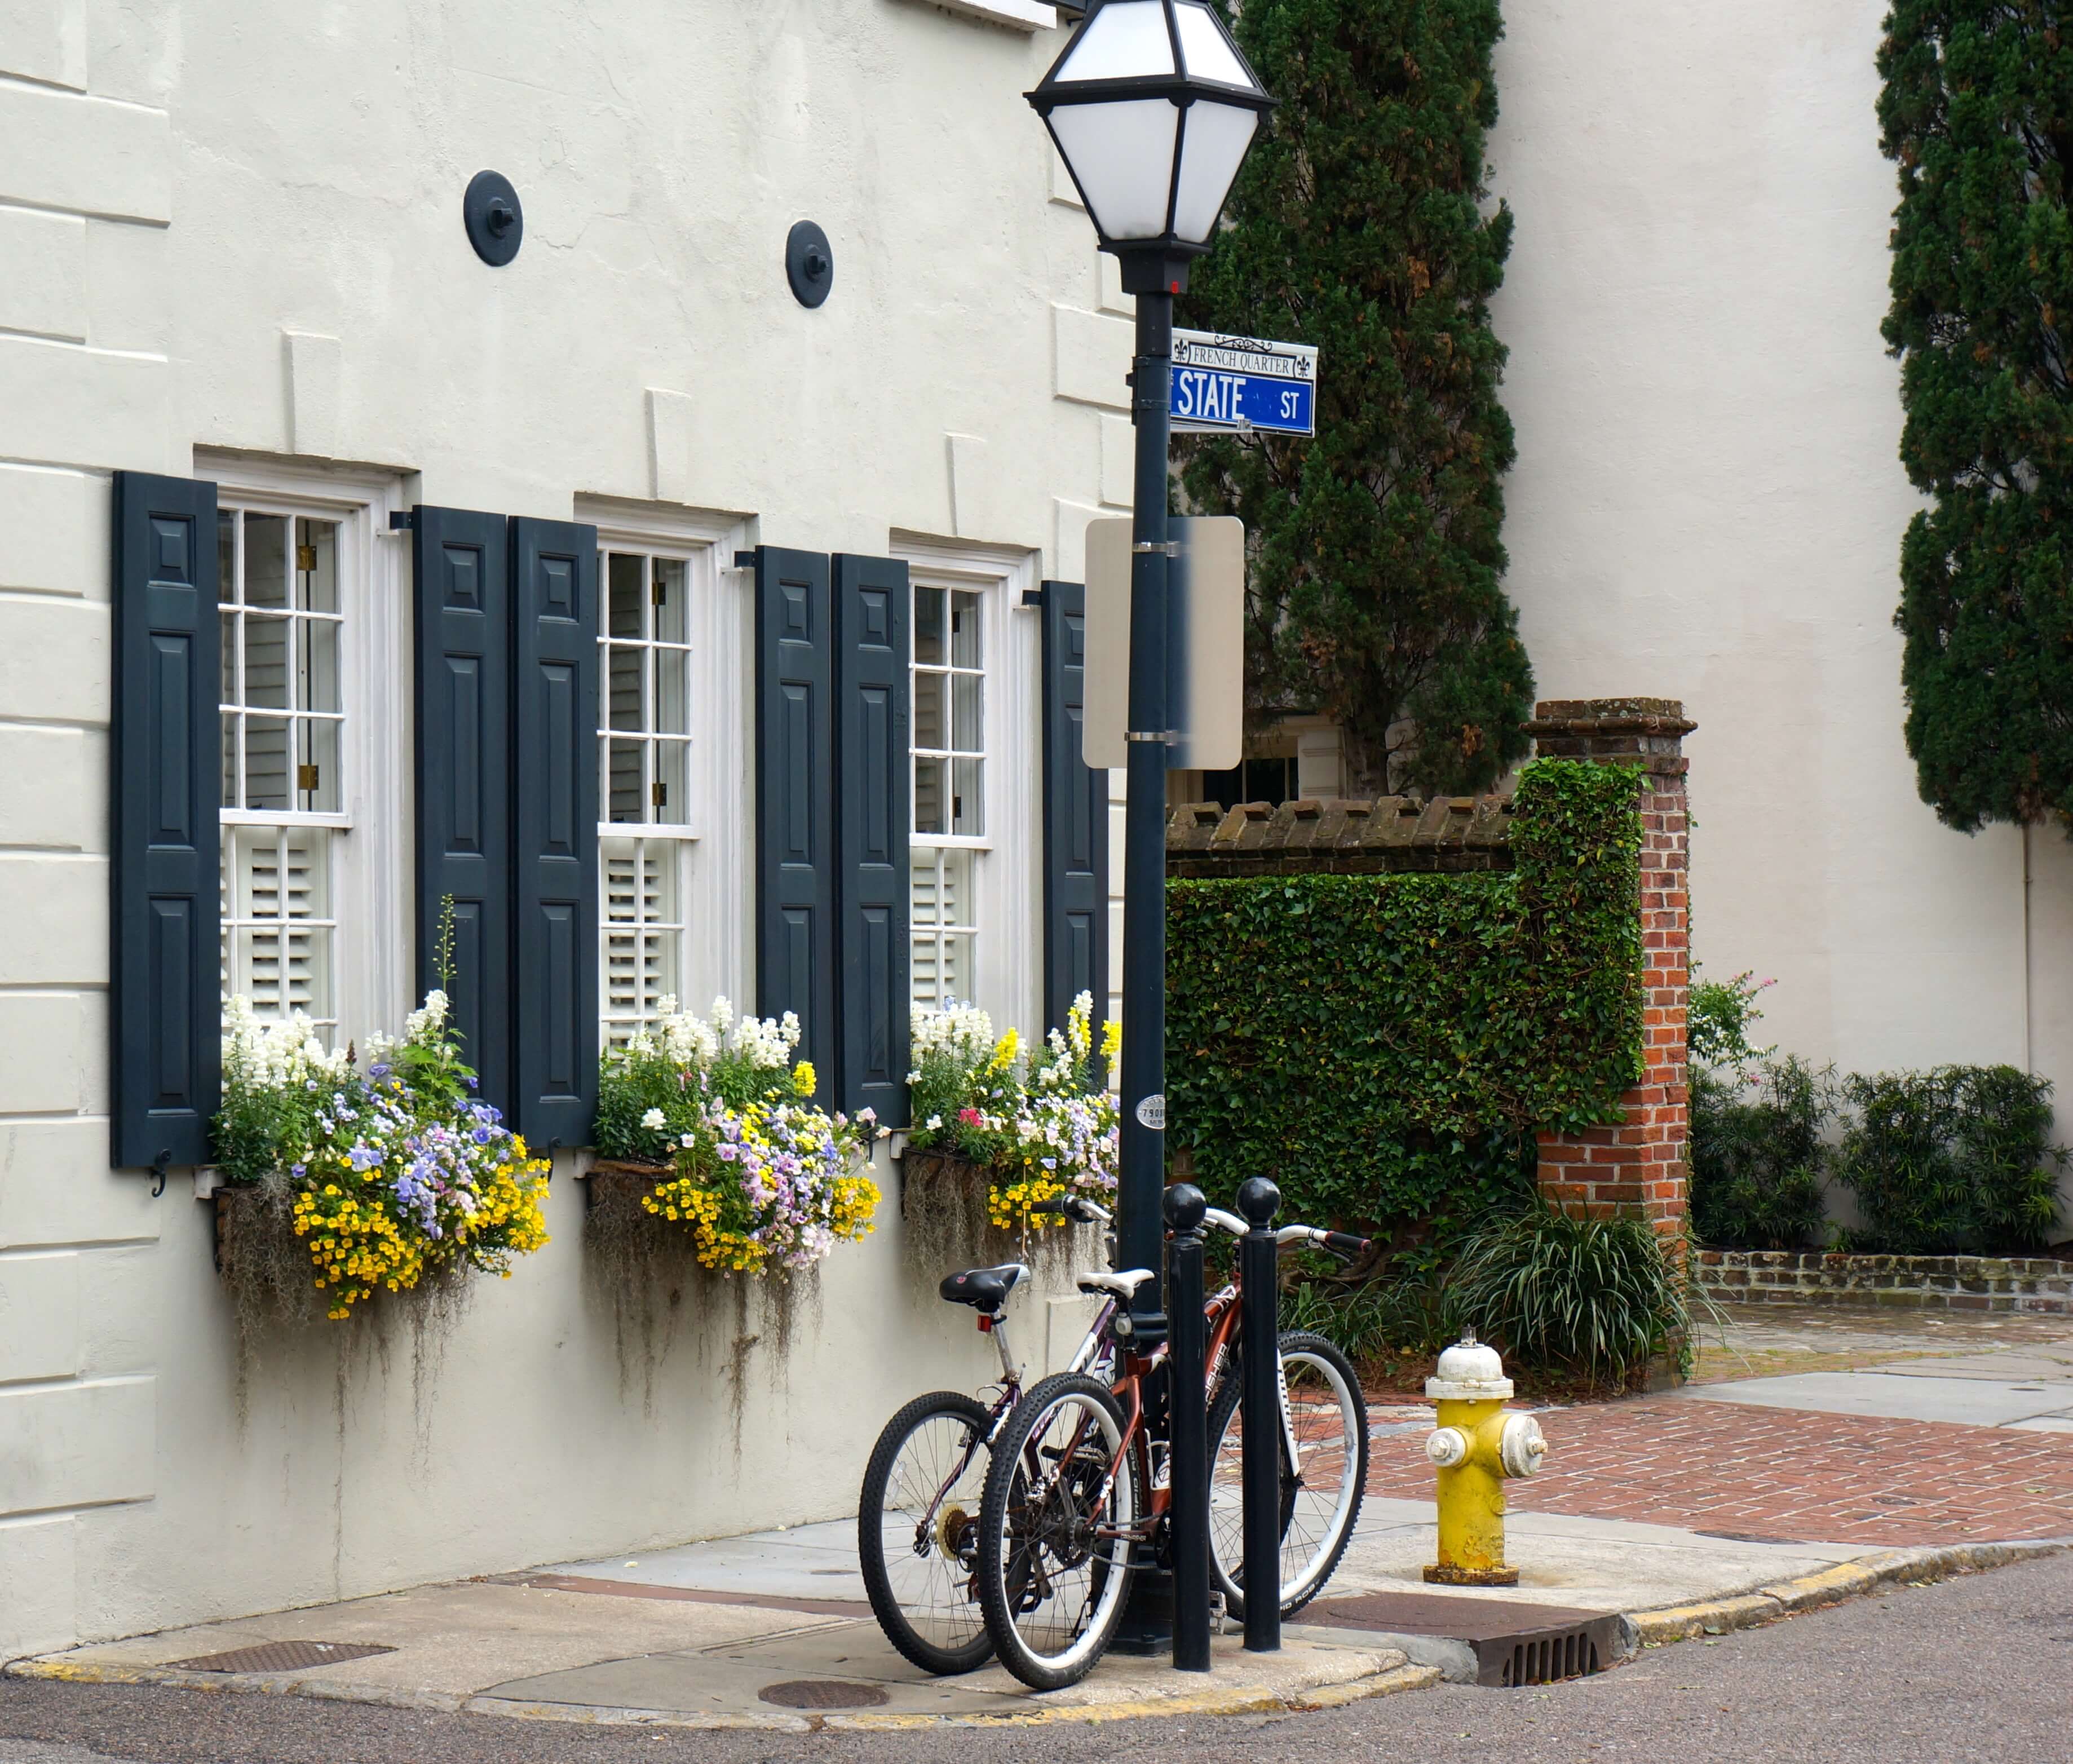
[1030,1195,1367,1259]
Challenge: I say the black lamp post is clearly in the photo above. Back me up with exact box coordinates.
[1027,1,1273,1332]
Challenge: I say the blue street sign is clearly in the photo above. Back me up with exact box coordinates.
[1170,329,1320,437]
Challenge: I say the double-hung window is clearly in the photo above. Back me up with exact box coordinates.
[900,545,1039,1029]
[596,541,702,1045]
[211,466,408,1047]
[909,578,987,1006]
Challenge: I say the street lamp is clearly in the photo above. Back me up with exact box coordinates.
[1027,1,1272,1325]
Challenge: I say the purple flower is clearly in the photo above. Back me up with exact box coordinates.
[368,1063,391,1081]
[472,1126,491,1144]
[347,1142,382,1173]
[465,1075,479,1091]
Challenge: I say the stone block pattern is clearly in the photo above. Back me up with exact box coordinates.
[1695,1249,2073,1316]
[1526,700,1694,1242]
[1165,793,1515,877]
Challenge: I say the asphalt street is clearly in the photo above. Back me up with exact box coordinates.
[3,1553,2068,1764]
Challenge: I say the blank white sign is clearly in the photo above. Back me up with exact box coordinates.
[1083,515,1244,772]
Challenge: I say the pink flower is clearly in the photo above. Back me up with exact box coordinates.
[959,1108,983,1127]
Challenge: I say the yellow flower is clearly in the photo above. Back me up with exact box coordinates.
[792,1061,816,1097]
[1100,1019,1122,1062]
[989,1029,1020,1074]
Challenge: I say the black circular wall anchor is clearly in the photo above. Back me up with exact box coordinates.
[464,170,524,267]
[786,220,834,308]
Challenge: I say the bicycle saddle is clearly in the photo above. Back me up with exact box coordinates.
[1076,1268,1156,1300]
[939,1263,1029,1312]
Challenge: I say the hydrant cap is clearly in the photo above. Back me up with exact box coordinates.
[1426,1329,1515,1400]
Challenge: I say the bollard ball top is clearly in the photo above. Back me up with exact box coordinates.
[1236,1176,1281,1227]
[1163,1182,1207,1232]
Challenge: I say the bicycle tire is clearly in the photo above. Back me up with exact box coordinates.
[858,1389,997,1675]
[976,1371,1142,1691]
[1205,1329,1369,1622]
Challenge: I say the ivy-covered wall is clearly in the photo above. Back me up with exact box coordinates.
[1165,760,1646,1236]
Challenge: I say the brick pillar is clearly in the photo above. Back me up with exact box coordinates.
[1524,698,1695,1245]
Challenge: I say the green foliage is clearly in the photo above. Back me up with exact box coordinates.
[1833,1064,2067,1253]
[1690,1056,1838,1251]
[1166,760,1643,1236]
[594,999,801,1162]
[1280,1270,1464,1363]
[1178,0,1532,796]
[1449,1204,1692,1382]
[1689,969,1776,1073]
[1879,5,2073,832]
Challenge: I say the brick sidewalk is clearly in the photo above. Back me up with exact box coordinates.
[1367,1396,2073,1546]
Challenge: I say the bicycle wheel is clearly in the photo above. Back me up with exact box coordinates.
[976,1372,1142,1691]
[1206,1329,1369,1621]
[858,1390,996,1675]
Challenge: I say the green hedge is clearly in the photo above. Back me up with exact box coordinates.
[1166,760,1645,1236]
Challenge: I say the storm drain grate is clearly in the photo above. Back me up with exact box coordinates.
[1303,1590,1624,1688]
[169,1641,397,1674]
[758,1679,891,1710]
[1499,1626,1603,1687]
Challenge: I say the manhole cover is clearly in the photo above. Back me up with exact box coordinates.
[758,1679,891,1709]
[169,1641,396,1674]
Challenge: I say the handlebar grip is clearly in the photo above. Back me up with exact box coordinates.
[1027,1197,1067,1216]
[1321,1230,1371,1258]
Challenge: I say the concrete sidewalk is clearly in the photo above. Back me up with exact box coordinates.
[13,1305,2072,1729]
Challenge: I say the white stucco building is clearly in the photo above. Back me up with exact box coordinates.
[3,0,2068,1664]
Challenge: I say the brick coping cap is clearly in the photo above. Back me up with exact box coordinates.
[1526,696,1695,738]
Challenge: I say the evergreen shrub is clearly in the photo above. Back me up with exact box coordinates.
[1833,1065,2067,1254]
[1165,759,1643,1238]
[1690,1057,1837,1252]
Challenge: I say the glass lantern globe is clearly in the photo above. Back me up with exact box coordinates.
[1027,0,1274,290]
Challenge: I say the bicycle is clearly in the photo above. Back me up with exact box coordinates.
[858,1193,1368,1685]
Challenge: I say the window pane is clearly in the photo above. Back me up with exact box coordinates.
[915,586,947,665]
[216,511,236,607]
[912,670,944,752]
[298,616,340,714]
[244,716,291,811]
[653,646,689,735]
[295,519,338,613]
[607,644,643,732]
[228,826,334,1028]
[245,514,288,608]
[221,714,238,809]
[608,737,644,823]
[297,718,341,814]
[655,740,688,820]
[952,670,982,754]
[244,614,289,708]
[914,757,947,835]
[952,757,983,837]
[653,558,688,646]
[220,612,240,704]
[938,931,974,1003]
[951,591,982,667]
[607,553,644,639]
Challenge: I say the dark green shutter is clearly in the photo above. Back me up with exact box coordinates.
[412,507,512,1107]
[510,519,599,1151]
[833,554,910,1126]
[110,472,221,1170]
[752,547,836,1101]
[1040,580,1110,1039]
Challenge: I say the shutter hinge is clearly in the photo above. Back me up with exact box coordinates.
[388,510,416,533]
[297,763,321,792]
[732,550,758,569]
[1020,588,1047,609]
[652,781,667,808]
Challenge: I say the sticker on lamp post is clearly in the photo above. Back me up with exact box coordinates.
[1135,1094,1166,1131]
[1171,330,1319,437]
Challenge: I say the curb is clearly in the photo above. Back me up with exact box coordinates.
[1626,1538,2073,1648]
[3,1652,1442,1731]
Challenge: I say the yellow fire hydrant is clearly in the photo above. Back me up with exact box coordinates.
[1422,1331,1547,1586]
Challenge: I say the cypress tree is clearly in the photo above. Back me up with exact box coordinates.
[1881,4,2073,833]
[1177,0,1531,797]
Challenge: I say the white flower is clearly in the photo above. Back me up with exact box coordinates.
[925,1115,942,1130]
[640,1107,667,1131]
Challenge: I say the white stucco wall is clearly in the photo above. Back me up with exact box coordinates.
[0,0,1134,1657]
[1488,0,2071,1217]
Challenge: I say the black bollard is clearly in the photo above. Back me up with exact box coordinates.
[1236,1175,1282,1652]
[1164,1183,1211,1672]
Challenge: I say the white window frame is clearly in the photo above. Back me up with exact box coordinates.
[578,499,748,1045]
[893,536,1042,1037]
[199,454,410,1051]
